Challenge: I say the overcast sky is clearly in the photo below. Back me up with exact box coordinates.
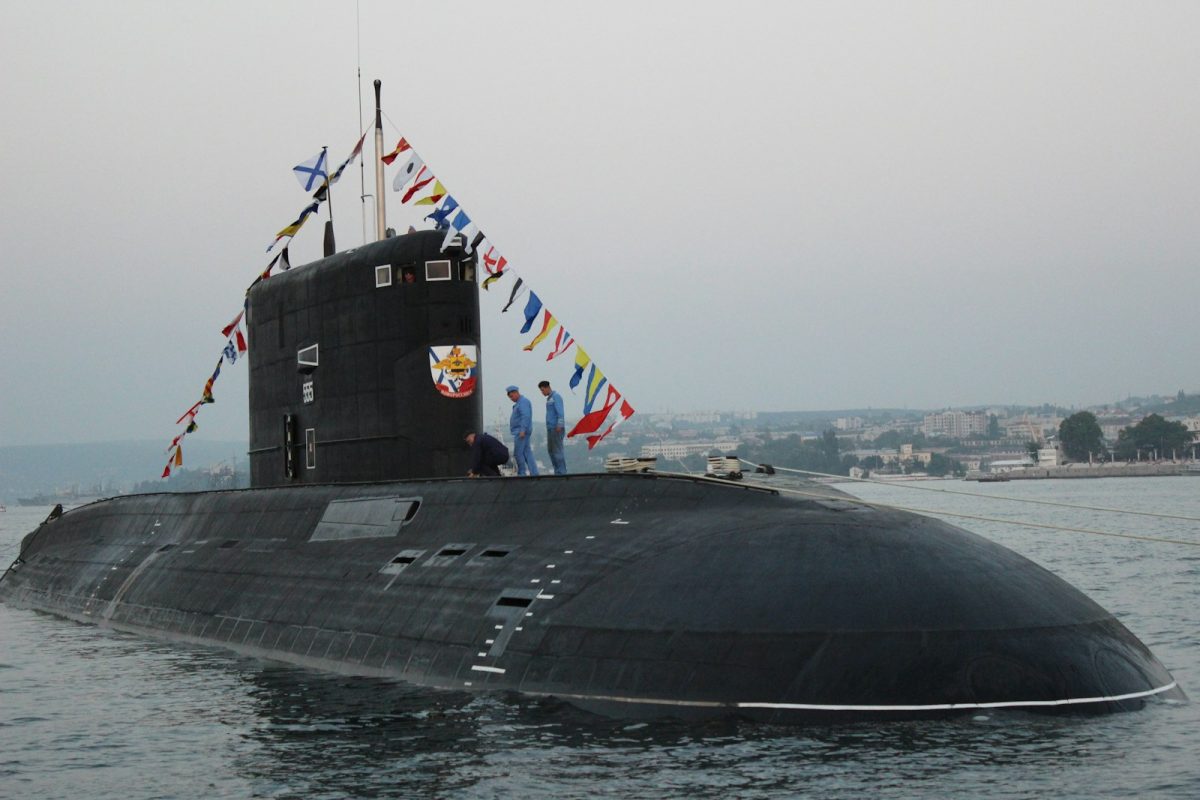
[1,1,1198,446]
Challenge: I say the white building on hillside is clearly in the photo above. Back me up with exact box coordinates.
[639,439,740,459]
[924,410,988,438]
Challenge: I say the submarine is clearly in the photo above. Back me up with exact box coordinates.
[0,94,1185,723]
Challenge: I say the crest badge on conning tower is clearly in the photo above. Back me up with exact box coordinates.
[428,345,478,398]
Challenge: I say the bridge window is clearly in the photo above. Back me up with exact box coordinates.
[425,260,451,281]
[297,344,319,372]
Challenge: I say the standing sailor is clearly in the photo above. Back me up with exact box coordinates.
[539,380,567,475]
[507,385,538,476]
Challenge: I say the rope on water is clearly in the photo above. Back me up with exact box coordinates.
[737,458,1200,524]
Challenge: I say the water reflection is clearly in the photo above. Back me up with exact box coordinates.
[194,657,1192,799]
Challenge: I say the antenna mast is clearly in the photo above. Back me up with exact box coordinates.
[373,80,387,241]
[356,0,368,245]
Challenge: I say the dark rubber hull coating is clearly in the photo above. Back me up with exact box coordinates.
[0,474,1183,722]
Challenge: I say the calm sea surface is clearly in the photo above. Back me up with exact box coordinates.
[1,477,1197,799]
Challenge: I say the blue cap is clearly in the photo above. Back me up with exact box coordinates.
[505,385,519,393]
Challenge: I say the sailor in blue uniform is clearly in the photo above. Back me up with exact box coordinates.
[507,385,538,476]
[539,380,567,474]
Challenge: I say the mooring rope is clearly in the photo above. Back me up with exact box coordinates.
[647,430,694,475]
[738,472,1200,548]
[737,458,1200,524]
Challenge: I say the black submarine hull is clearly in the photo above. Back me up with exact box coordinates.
[1,473,1182,722]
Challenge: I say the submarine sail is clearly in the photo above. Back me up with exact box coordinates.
[247,230,481,485]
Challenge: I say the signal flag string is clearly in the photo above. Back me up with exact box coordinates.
[161,128,369,478]
[377,109,636,449]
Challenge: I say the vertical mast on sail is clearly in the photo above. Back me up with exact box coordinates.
[356,1,368,245]
[373,80,387,241]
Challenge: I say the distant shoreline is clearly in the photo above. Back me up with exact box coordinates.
[965,462,1193,481]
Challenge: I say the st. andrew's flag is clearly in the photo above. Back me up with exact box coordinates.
[293,150,328,192]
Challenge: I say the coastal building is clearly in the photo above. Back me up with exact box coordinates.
[639,439,740,459]
[642,410,758,426]
[1002,416,1046,443]
[671,411,721,424]
[923,410,988,438]
[849,444,934,468]
[1098,415,1134,443]
[987,457,1033,473]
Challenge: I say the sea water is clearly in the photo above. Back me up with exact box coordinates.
[1,477,1197,799]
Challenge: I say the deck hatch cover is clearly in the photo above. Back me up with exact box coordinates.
[309,497,422,542]
[468,546,516,566]
[381,549,425,575]
[425,543,474,567]
[485,588,542,657]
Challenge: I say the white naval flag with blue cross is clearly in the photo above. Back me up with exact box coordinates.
[292,150,328,192]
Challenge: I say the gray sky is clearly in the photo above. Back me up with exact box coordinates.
[2,1,1198,446]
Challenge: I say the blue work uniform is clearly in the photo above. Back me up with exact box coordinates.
[510,394,538,476]
[545,390,567,475]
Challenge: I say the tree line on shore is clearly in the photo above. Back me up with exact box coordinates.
[1057,412,1194,463]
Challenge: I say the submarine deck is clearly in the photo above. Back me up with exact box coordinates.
[0,471,1182,721]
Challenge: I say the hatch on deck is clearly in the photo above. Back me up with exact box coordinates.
[308,496,421,542]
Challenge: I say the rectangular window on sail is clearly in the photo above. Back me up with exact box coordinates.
[425,260,451,281]
[375,265,392,288]
[297,344,319,372]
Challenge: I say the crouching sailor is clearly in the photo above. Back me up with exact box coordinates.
[464,431,510,477]
[506,385,538,476]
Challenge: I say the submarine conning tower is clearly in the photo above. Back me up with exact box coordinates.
[247,230,482,486]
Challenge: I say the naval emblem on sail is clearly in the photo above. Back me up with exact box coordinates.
[428,345,477,398]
